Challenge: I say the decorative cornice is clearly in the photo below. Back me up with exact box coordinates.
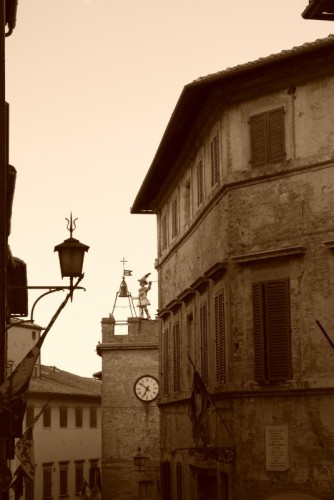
[178,287,197,304]
[204,261,227,282]
[231,246,307,264]
[191,276,211,294]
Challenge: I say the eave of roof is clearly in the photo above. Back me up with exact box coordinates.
[28,365,101,398]
[131,35,334,214]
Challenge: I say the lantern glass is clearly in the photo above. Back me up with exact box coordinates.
[54,237,89,278]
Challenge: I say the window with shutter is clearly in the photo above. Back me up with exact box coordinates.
[250,107,285,166]
[43,406,51,428]
[90,407,97,428]
[173,321,181,393]
[197,160,204,206]
[171,198,178,239]
[215,291,226,383]
[75,407,83,427]
[200,303,208,385]
[252,279,291,383]
[210,134,219,188]
[161,214,167,251]
[163,328,169,396]
[59,407,67,428]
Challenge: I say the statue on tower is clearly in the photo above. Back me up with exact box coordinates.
[137,273,152,320]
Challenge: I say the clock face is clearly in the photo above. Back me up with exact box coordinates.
[134,375,159,402]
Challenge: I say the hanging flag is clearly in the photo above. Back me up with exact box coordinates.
[15,427,34,480]
[10,465,24,500]
[15,398,52,481]
[188,369,214,444]
[124,270,132,276]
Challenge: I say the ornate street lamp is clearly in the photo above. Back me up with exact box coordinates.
[8,214,89,322]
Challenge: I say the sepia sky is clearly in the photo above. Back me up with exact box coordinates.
[5,0,332,376]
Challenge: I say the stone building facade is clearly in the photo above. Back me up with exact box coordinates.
[131,36,334,499]
[97,316,159,500]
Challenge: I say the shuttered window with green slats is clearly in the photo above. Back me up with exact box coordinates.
[253,279,292,383]
[210,133,220,188]
[250,107,285,166]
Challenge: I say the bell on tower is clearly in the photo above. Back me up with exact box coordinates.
[111,258,136,321]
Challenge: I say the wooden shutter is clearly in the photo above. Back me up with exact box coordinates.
[163,328,169,395]
[210,134,219,188]
[215,291,226,383]
[253,283,266,382]
[197,160,204,206]
[264,279,291,381]
[250,113,267,166]
[60,407,67,427]
[171,198,178,238]
[43,406,51,428]
[75,463,84,494]
[250,108,285,166]
[200,303,208,385]
[173,321,181,393]
[161,214,167,251]
[90,408,97,428]
[268,108,285,163]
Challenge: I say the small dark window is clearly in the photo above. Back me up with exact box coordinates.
[59,407,67,428]
[253,279,292,383]
[250,107,285,166]
[90,408,97,428]
[43,406,51,428]
[76,407,83,427]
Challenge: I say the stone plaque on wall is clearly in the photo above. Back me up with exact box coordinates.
[265,424,289,471]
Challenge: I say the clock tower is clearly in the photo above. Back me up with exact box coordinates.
[97,273,159,500]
